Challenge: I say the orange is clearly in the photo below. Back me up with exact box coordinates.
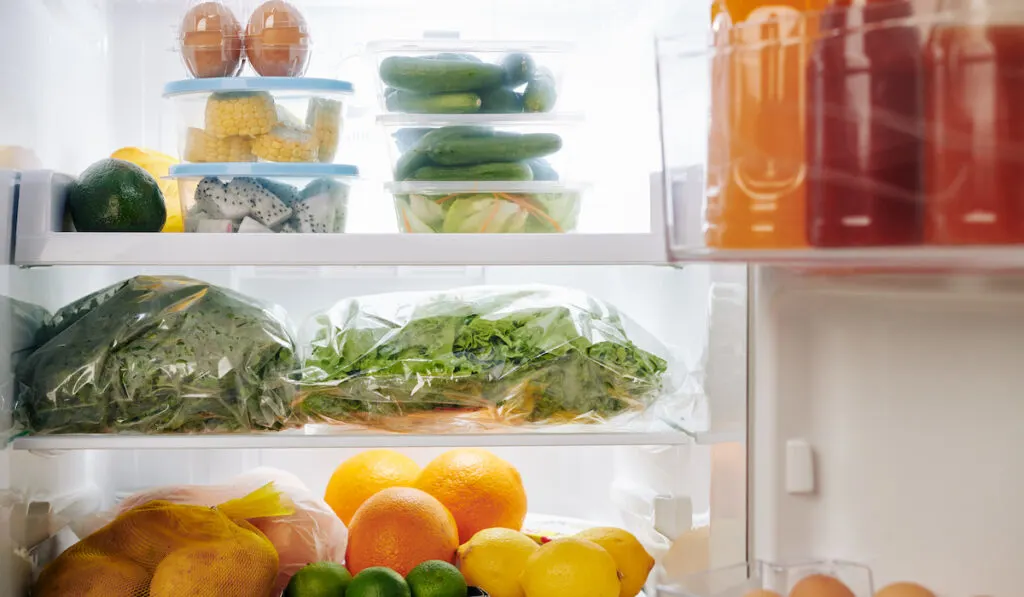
[345,486,459,576]
[789,575,855,597]
[415,448,527,543]
[324,449,421,525]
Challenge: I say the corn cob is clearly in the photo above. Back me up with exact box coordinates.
[306,97,343,163]
[183,128,255,162]
[252,124,318,162]
[204,92,277,138]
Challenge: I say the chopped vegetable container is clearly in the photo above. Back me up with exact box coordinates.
[368,40,571,115]
[379,114,580,185]
[169,162,356,233]
[387,181,582,234]
[164,77,352,163]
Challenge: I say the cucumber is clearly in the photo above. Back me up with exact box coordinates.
[418,126,496,152]
[502,52,536,87]
[427,133,563,166]
[386,90,482,114]
[392,127,434,152]
[380,56,504,94]
[479,88,524,113]
[426,52,483,62]
[395,148,432,181]
[409,162,534,182]
[396,126,497,180]
[523,67,558,112]
[527,158,559,181]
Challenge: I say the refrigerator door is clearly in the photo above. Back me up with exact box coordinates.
[749,267,1024,596]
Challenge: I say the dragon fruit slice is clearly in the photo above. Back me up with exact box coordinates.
[237,217,273,233]
[226,177,293,229]
[255,177,301,206]
[195,219,235,233]
[194,176,249,220]
[300,178,349,232]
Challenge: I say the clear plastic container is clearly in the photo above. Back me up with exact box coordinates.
[386,181,582,234]
[244,0,312,77]
[163,77,353,164]
[660,560,874,597]
[168,163,357,233]
[178,1,245,79]
[367,40,571,115]
[379,114,580,185]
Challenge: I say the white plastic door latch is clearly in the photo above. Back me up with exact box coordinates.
[785,438,815,494]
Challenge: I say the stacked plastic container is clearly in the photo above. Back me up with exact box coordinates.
[369,40,585,234]
[164,0,359,234]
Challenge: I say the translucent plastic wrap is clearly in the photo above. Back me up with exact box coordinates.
[14,276,297,435]
[34,483,290,597]
[0,296,49,440]
[297,285,673,431]
[112,468,347,595]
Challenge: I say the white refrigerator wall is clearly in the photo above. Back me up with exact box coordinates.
[751,270,1024,596]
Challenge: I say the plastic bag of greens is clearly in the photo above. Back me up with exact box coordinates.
[1,296,50,442]
[296,285,673,431]
[15,276,297,435]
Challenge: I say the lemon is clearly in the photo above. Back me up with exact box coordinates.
[576,527,655,597]
[457,528,539,597]
[519,537,620,597]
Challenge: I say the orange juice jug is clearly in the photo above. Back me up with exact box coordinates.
[705,0,827,249]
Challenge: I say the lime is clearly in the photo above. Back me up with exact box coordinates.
[284,562,353,597]
[406,561,467,597]
[348,567,412,597]
[68,158,167,232]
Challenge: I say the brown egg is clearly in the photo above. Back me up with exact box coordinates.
[875,582,936,597]
[245,0,311,77]
[180,2,244,78]
[790,574,856,597]
[745,590,784,597]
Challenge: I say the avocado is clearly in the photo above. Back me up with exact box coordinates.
[67,158,167,232]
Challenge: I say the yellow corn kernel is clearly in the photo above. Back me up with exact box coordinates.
[204,92,277,139]
[305,97,342,163]
[183,128,255,163]
[251,125,318,162]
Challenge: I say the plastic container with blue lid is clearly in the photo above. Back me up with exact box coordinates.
[163,77,354,165]
[167,163,358,234]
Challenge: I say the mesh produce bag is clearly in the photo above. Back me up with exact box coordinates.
[15,276,297,435]
[33,483,291,597]
[296,285,672,431]
[112,467,347,595]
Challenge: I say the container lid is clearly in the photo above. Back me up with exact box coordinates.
[386,180,586,193]
[376,113,584,127]
[168,163,359,178]
[366,39,574,53]
[163,77,354,97]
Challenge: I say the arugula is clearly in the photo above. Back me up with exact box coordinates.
[298,287,668,425]
[16,276,297,434]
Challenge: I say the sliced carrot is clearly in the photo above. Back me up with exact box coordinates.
[496,192,564,232]
[479,200,503,232]
[433,194,460,205]
[400,206,412,232]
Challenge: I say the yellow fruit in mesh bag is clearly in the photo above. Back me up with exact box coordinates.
[34,553,150,597]
[149,526,278,597]
[205,91,277,138]
[184,127,255,162]
[575,527,654,597]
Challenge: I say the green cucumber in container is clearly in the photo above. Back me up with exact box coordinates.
[426,52,483,62]
[386,90,482,114]
[523,67,558,112]
[427,133,562,166]
[380,56,505,93]
[479,88,524,113]
[501,52,536,87]
[409,162,535,181]
[527,158,559,181]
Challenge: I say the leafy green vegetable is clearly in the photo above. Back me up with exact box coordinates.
[396,192,579,233]
[298,286,669,426]
[16,276,297,434]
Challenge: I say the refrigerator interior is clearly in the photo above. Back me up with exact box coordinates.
[2,0,1022,597]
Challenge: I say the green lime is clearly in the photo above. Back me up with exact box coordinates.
[405,561,467,597]
[348,567,412,597]
[284,562,353,597]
